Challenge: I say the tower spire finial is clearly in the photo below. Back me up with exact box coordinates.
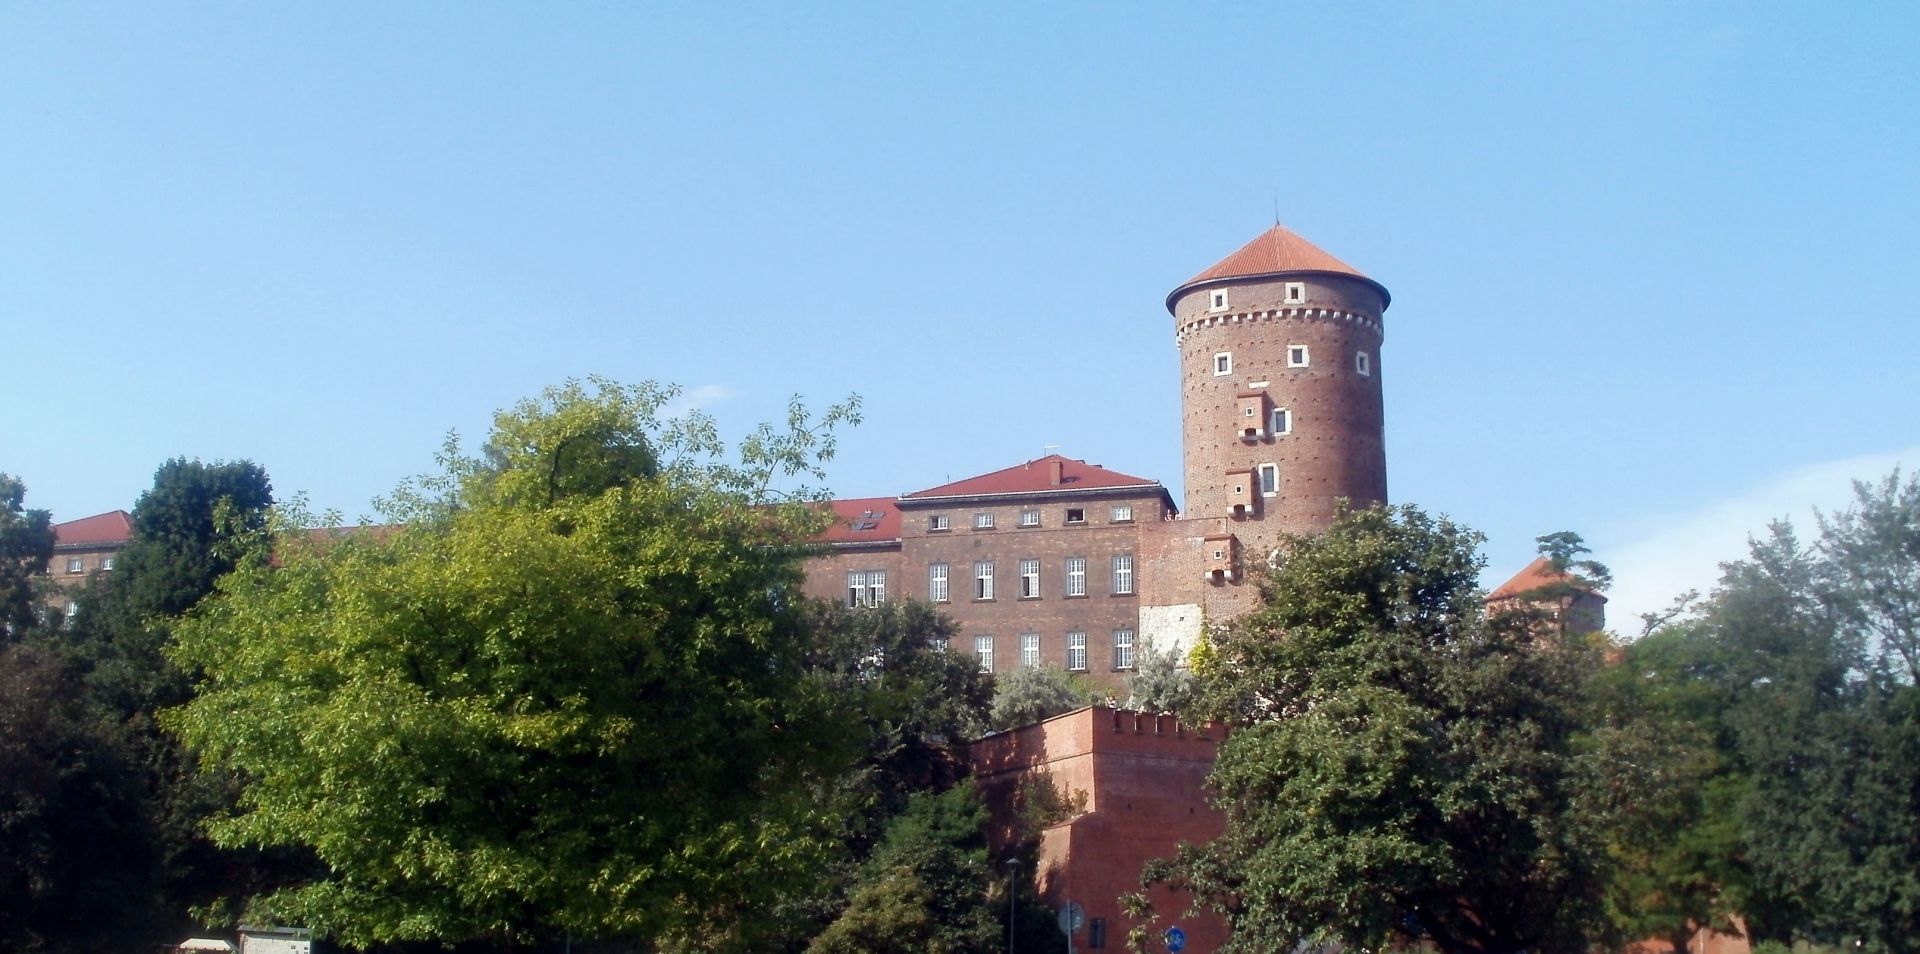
[1273,190,1280,227]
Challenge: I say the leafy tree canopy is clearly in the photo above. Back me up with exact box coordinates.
[165,379,862,949]
[989,663,1097,731]
[0,473,55,639]
[1162,504,1614,954]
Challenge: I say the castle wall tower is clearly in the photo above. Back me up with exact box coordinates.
[1165,225,1390,572]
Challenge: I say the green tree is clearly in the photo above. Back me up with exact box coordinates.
[165,379,861,949]
[806,787,1002,954]
[0,473,55,639]
[0,643,159,953]
[1125,636,1197,714]
[1156,504,1614,954]
[1705,470,1920,951]
[989,663,1096,731]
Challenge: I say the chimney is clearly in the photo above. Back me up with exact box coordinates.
[1049,458,1064,486]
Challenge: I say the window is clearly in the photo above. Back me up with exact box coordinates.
[846,570,887,607]
[1065,507,1085,524]
[65,557,83,574]
[1284,281,1307,303]
[1259,463,1279,496]
[1271,407,1291,435]
[1209,289,1229,312]
[1066,557,1087,597]
[1110,504,1133,522]
[64,601,79,619]
[1112,554,1134,595]
[928,563,949,603]
[1356,350,1371,376]
[1020,633,1040,668]
[975,635,995,673]
[1213,351,1232,376]
[1089,918,1107,948]
[928,514,950,532]
[929,635,949,652]
[1287,344,1310,368]
[973,512,995,529]
[1019,559,1041,598]
[974,561,995,600]
[1067,631,1088,671]
[100,556,114,571]
[1019,509,1041,527]
[1113,629,1136,670]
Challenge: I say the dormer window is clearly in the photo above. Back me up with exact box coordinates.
[1209,289,1229,312]
[1287,345,1310,368]
[1284,282,1306,304]
[1214,352,1233,376]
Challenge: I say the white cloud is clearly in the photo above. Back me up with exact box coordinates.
[659,384,740,420]
[1602,447,1920,636]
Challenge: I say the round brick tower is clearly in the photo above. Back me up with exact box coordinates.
[1166,225,1389,565]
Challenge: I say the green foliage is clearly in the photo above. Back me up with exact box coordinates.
[1703,471,1920,951]
[1164,504,1614,954]
[165,379,862,949]
[1125,636,1197,714]
[806,787,1001,954]
[989,663,1096,731]
[0,643,160,953]
[0,473,55,639]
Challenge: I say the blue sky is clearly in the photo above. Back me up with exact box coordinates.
[5,3,1916,628]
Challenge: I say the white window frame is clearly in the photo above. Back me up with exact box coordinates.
[1020,633,1040,669]
[1259,463,1280,497]
[1284,281,1306,303]
[1066,557,1087,597]
[1019,558,1041,598]
[1112,554,1134,595]
[100,556,114,570]
[1110,504,1133,523]
[975,635,995,673]
[1213,351,1233,376]
[1067,631,1088,671]
[64,601,79,619]
[1356,350,1371,376]
[1065,507,1086,524]
[973,512,995,529]
[65,557,83,574]
[1113,629,1136,670]
[1271,407,1291,436]
[1209,289,1229,312]
[928,563,949,603]
[974,560,995,600]
[1019,509,1041,527]
[846,570,887,607]
[1287,344,1310,368]
[928,513,950,532]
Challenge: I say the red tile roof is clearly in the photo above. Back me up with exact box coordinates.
[1487,556,1607,602]
[1167,224,1390,310]
[52,510,133,547]
[816,496,902,544]
[901,455,1161,500]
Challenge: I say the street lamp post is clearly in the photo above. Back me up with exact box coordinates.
[1007,858,1021,954]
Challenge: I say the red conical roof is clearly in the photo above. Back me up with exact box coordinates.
[1167,225,1388,312]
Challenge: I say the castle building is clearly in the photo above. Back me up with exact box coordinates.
[802,224,1392,690]
[40,509,132,620]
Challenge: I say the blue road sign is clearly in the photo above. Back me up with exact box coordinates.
[1165,926,1186,952]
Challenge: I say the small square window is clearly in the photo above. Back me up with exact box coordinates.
[65,557,83,574]
[1356,351,1371,376]
[1284,282,1306,304]
[1287,345,1310,368]
[1213,352,1233,376]
[929,514,950,532]
[1065,507,1086,524]
[973,512,995,529]
[1209,289,1229,312]
[1019,509,1041,527]
[1110,505,1133,522]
